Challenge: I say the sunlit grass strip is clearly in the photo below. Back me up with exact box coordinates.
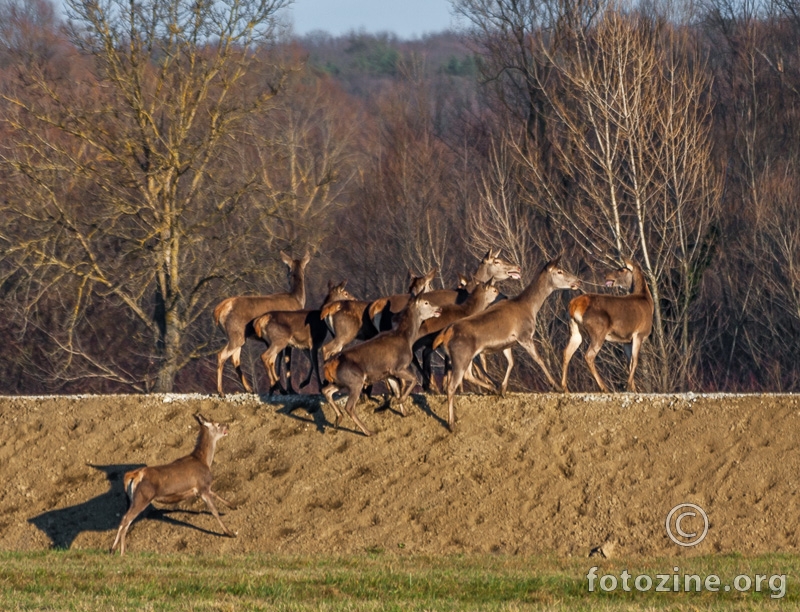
[0,551,797,611]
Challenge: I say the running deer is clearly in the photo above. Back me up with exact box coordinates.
[434,258,581,430]
[110,414,235,556]
[213,251,311,396]
[412,280,501,392]
[253,281,354,394]
[561,259,654,392]
[371,250,521,332]
[322,295,442,436]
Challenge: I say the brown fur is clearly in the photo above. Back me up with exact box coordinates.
[110,414,235,556]
[214,251,311,396]
[321,295,442,436]
[561,259,654,393]
[439,259,581,430]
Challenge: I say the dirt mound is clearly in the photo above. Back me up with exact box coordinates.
[1,392,798,557]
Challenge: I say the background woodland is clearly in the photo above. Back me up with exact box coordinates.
[1,0,798,395]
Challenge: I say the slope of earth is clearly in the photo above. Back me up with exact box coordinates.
[0,392,798,558]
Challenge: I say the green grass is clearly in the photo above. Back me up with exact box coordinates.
[0,550,798,610]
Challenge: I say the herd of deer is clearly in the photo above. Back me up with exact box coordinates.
[213,249,655,435]
[111,249,654,555]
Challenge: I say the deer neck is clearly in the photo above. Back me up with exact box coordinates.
[395,305,422,342]
[289,267,307,308]
[516,271,554,312]
[471,263,492,285]
[191,429,218,468]
[629,266,652,300]
[463,291,486,315]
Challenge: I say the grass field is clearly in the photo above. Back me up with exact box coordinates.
[0,551,796,611]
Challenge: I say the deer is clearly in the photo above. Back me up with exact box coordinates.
[371,250,522,332]
[561,259,654,393]
[253,281,354,394]
[110,414,235,556]
[213,251,311,396]
[321,294,442,437]
[433,257,581,430]
[412,280,501,392]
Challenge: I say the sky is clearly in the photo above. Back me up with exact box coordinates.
[287,0,458,39]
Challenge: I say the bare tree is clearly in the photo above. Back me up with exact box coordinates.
[0,0,294,391]
[515,10,720,390]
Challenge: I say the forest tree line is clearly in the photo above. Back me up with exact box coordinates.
[0,0,798,394]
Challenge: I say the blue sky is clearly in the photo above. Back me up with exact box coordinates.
[288,0,457,38]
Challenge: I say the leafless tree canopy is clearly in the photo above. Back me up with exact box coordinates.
[0,0,798,393]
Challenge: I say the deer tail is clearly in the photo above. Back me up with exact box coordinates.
[432,326,454,351]
[123,469,144,503]
[213,299,234,328]
[253,313,271,338]
[369,298,389,330]
[324,358,340,384]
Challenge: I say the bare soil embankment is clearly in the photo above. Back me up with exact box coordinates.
[1,392,798,557]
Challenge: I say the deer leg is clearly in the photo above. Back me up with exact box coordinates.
[446,347,472,431]
[463,360,497,393]
[561,319,583,393]
[216,343,241,397]
[385,377,402,398]
[475,353,493,385]
[283,347,297,395]
[231,346,253,393]
[111,495,151,556]
[392,367,419,416]
[322,383,344,429]
[344,384,374,437]
[519,337,558,390]
[627,334,643,392]
[210,489,236,509]
[584,336,609,392]
[261,342,285,394]
[498,347,515,396]
[200,491,236,537]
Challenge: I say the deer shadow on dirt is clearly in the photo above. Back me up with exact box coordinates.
[28,463,230,549]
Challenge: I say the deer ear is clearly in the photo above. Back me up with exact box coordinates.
[327,280,334,291]
[195,413,207,426]
[482,249,492,261]
[280,251,292,266]
[302,251,311,265]
[550,254,562,268]
[340,279,348,289]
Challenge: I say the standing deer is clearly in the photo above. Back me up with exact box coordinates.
[110,414,235,556]
[322,294,442,437]
[561,259,654,392]
[253,281,354,394]
[213,251,311,396]
[412,280,501,392]
[434,258,581,430]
